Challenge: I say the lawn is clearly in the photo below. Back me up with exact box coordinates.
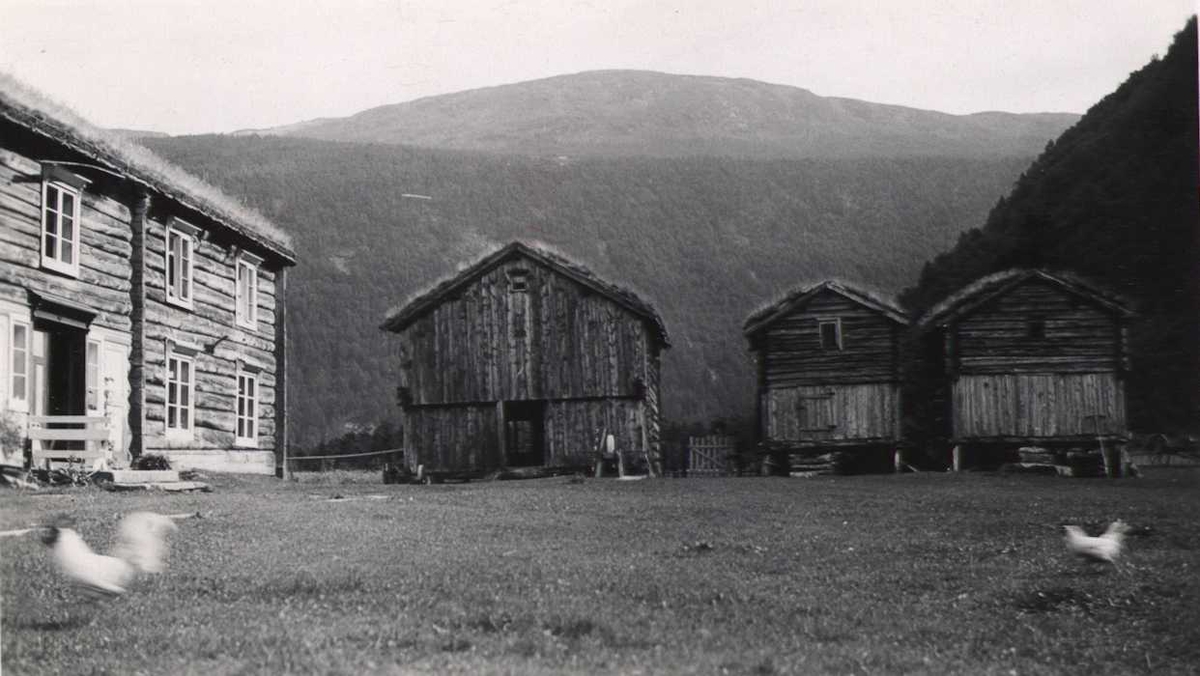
[3,469,1199,675]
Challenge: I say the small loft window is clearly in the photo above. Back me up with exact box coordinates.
[1027,319,1046,339]
[41,179,82,276]
[819,318,843,351]
[507,268,529,293]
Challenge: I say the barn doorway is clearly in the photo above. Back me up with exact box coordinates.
[504,400,546,467]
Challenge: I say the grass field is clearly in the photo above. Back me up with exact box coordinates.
[3,469,1199,675]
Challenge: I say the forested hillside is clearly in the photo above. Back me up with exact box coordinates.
[144,136,1032,446]
[902,19,1199,432]
[239,70,1077,160]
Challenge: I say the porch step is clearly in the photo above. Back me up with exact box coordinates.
[94,470,180,484]
[104,480,211,493]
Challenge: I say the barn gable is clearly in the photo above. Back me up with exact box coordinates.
[919,269,1131,329]
[381,241,668,348]
[743,280,909,337]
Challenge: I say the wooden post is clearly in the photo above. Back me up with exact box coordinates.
[127,191,150,459]
[277,266,290,480]
[496,400,507,467]
[952,445,963,472]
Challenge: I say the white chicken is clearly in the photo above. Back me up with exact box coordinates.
[1062,520,1130,564]
[40,512,178,597]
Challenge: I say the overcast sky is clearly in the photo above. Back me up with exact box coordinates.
[0,1,1194,135]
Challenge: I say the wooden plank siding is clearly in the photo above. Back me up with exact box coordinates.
[758,291,899,387]
[402,259,650,405]
[766,383,899,444]
[405,405,500,472]
[952,373,1126,439]
[392,245,666,474]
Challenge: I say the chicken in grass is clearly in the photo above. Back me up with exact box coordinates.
[40,512,178,597]
[1063,520,1130,564]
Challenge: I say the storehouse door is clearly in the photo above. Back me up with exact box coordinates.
[796,389,836,442]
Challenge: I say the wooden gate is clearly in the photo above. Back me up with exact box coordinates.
[687,435,735,476]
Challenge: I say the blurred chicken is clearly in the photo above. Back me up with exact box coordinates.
[1063,520,1129,564]
[40,512,178,596]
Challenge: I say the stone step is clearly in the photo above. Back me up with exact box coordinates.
[94,469,181,484]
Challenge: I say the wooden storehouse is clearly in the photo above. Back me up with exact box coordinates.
[381,242,669,475]
[743,280,909,472]
[0,75,296,474]
[918,269,1132,461]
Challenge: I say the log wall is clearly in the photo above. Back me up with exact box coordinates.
[757,289,899,387]
[141,215,280,454]
[0,148,133,334]
[952,278,1121,374]
[2,120,290,470]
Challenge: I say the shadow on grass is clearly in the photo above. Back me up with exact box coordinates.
[11,613,94,631]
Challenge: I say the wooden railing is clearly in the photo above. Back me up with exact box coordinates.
[27,415,109,469]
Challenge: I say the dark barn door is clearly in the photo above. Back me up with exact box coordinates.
[504,401,546,467]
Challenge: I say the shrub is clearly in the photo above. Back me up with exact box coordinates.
[132,453,172,470]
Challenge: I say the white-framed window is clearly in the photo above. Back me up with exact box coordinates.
[41,180,82,276]
[235,370,258,446]
[86,338,101,413]
[166,352,194,438]
[10,320,30,410]
[165,224,196,309]
[818,318,843,351]
[235,256,259,329]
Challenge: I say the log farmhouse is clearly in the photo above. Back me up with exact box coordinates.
[744,280,909,473]
[381,242,669,477]
[0,75,296,474]
[918,269,1132,466]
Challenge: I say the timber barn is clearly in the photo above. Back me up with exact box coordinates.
[381,242,669,475]
[743,280,909,472]
[919,269,1132,459]
[0,75,296,474]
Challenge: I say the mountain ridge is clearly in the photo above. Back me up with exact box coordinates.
[235,69,1078,159]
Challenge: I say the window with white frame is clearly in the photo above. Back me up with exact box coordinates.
[166,352,194,437]
[10,320,29,409]
[818,318,843,351]
[235,256,258,329]
[165,224,195,308]
[41,180,82,276]
[235,370,258,446]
